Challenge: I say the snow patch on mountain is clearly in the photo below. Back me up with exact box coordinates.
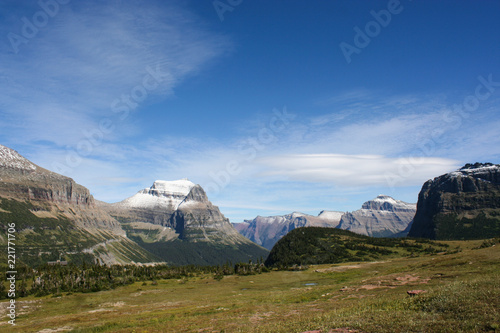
[373,195,398,205]
[363,195,416,211]
[290,211,307,219]
[151,179,195,196]
[118,179,196,210]
[449,163,500,178]
[0,144,37,171]
[318,210,344,221]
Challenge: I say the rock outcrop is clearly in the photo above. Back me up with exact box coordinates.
[337,195,416,237]
[0,144,124,230]
[408,163,500,239]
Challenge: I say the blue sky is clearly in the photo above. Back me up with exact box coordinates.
[1,0,499,222]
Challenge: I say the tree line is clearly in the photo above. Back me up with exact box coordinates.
[0,258,269,299]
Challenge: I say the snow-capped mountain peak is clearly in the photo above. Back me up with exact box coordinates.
[373,194,397,204]
[363,195,415,211]
[0,144,37,171]
[118,179,197,210]
[290,211,307,219]
[149,179,195,196]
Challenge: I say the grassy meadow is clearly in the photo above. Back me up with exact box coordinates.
[1,239,499,333]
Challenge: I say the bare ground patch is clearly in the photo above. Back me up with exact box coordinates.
[315,261,388,273]
[357,273,430,291]
[36,327,73,333]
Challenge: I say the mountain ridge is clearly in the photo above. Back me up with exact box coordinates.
[0,144,160,266]
[0,144,267,266]
[235,195,415,248]
[233,210,343,250]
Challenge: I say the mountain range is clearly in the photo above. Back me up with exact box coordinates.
[1,142,498,268]
[0,144,267,266]
[234,195,416,249]
[233,210,343,250]
[0,144,157,266]
[266,163,500,268]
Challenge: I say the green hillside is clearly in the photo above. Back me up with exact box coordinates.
[118,220,269,266]
[265,227,451,268]
[0,198,99,266]
[0,198,160,267]
[434,211,500,240]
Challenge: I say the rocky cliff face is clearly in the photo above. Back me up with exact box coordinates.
[234,211,343,250]
[0,144,94,207]
[0,144,160,265]
[337,195,416,237]
[408,163,500,239]
[0,144,123,230]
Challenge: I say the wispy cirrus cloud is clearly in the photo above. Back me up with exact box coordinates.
[0,0,230,147]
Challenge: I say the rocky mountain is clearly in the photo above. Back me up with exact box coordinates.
[408,163,500,240]
[236,195,416,249]
[102,179,269,265]
[337,195,416,237]
[233,211,343,250]
[0,144,268,266]
[0,144,160,266]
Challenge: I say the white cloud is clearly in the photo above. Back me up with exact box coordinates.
[257,154,460,187]
[35,94,489,216]
[7,77,498,221]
